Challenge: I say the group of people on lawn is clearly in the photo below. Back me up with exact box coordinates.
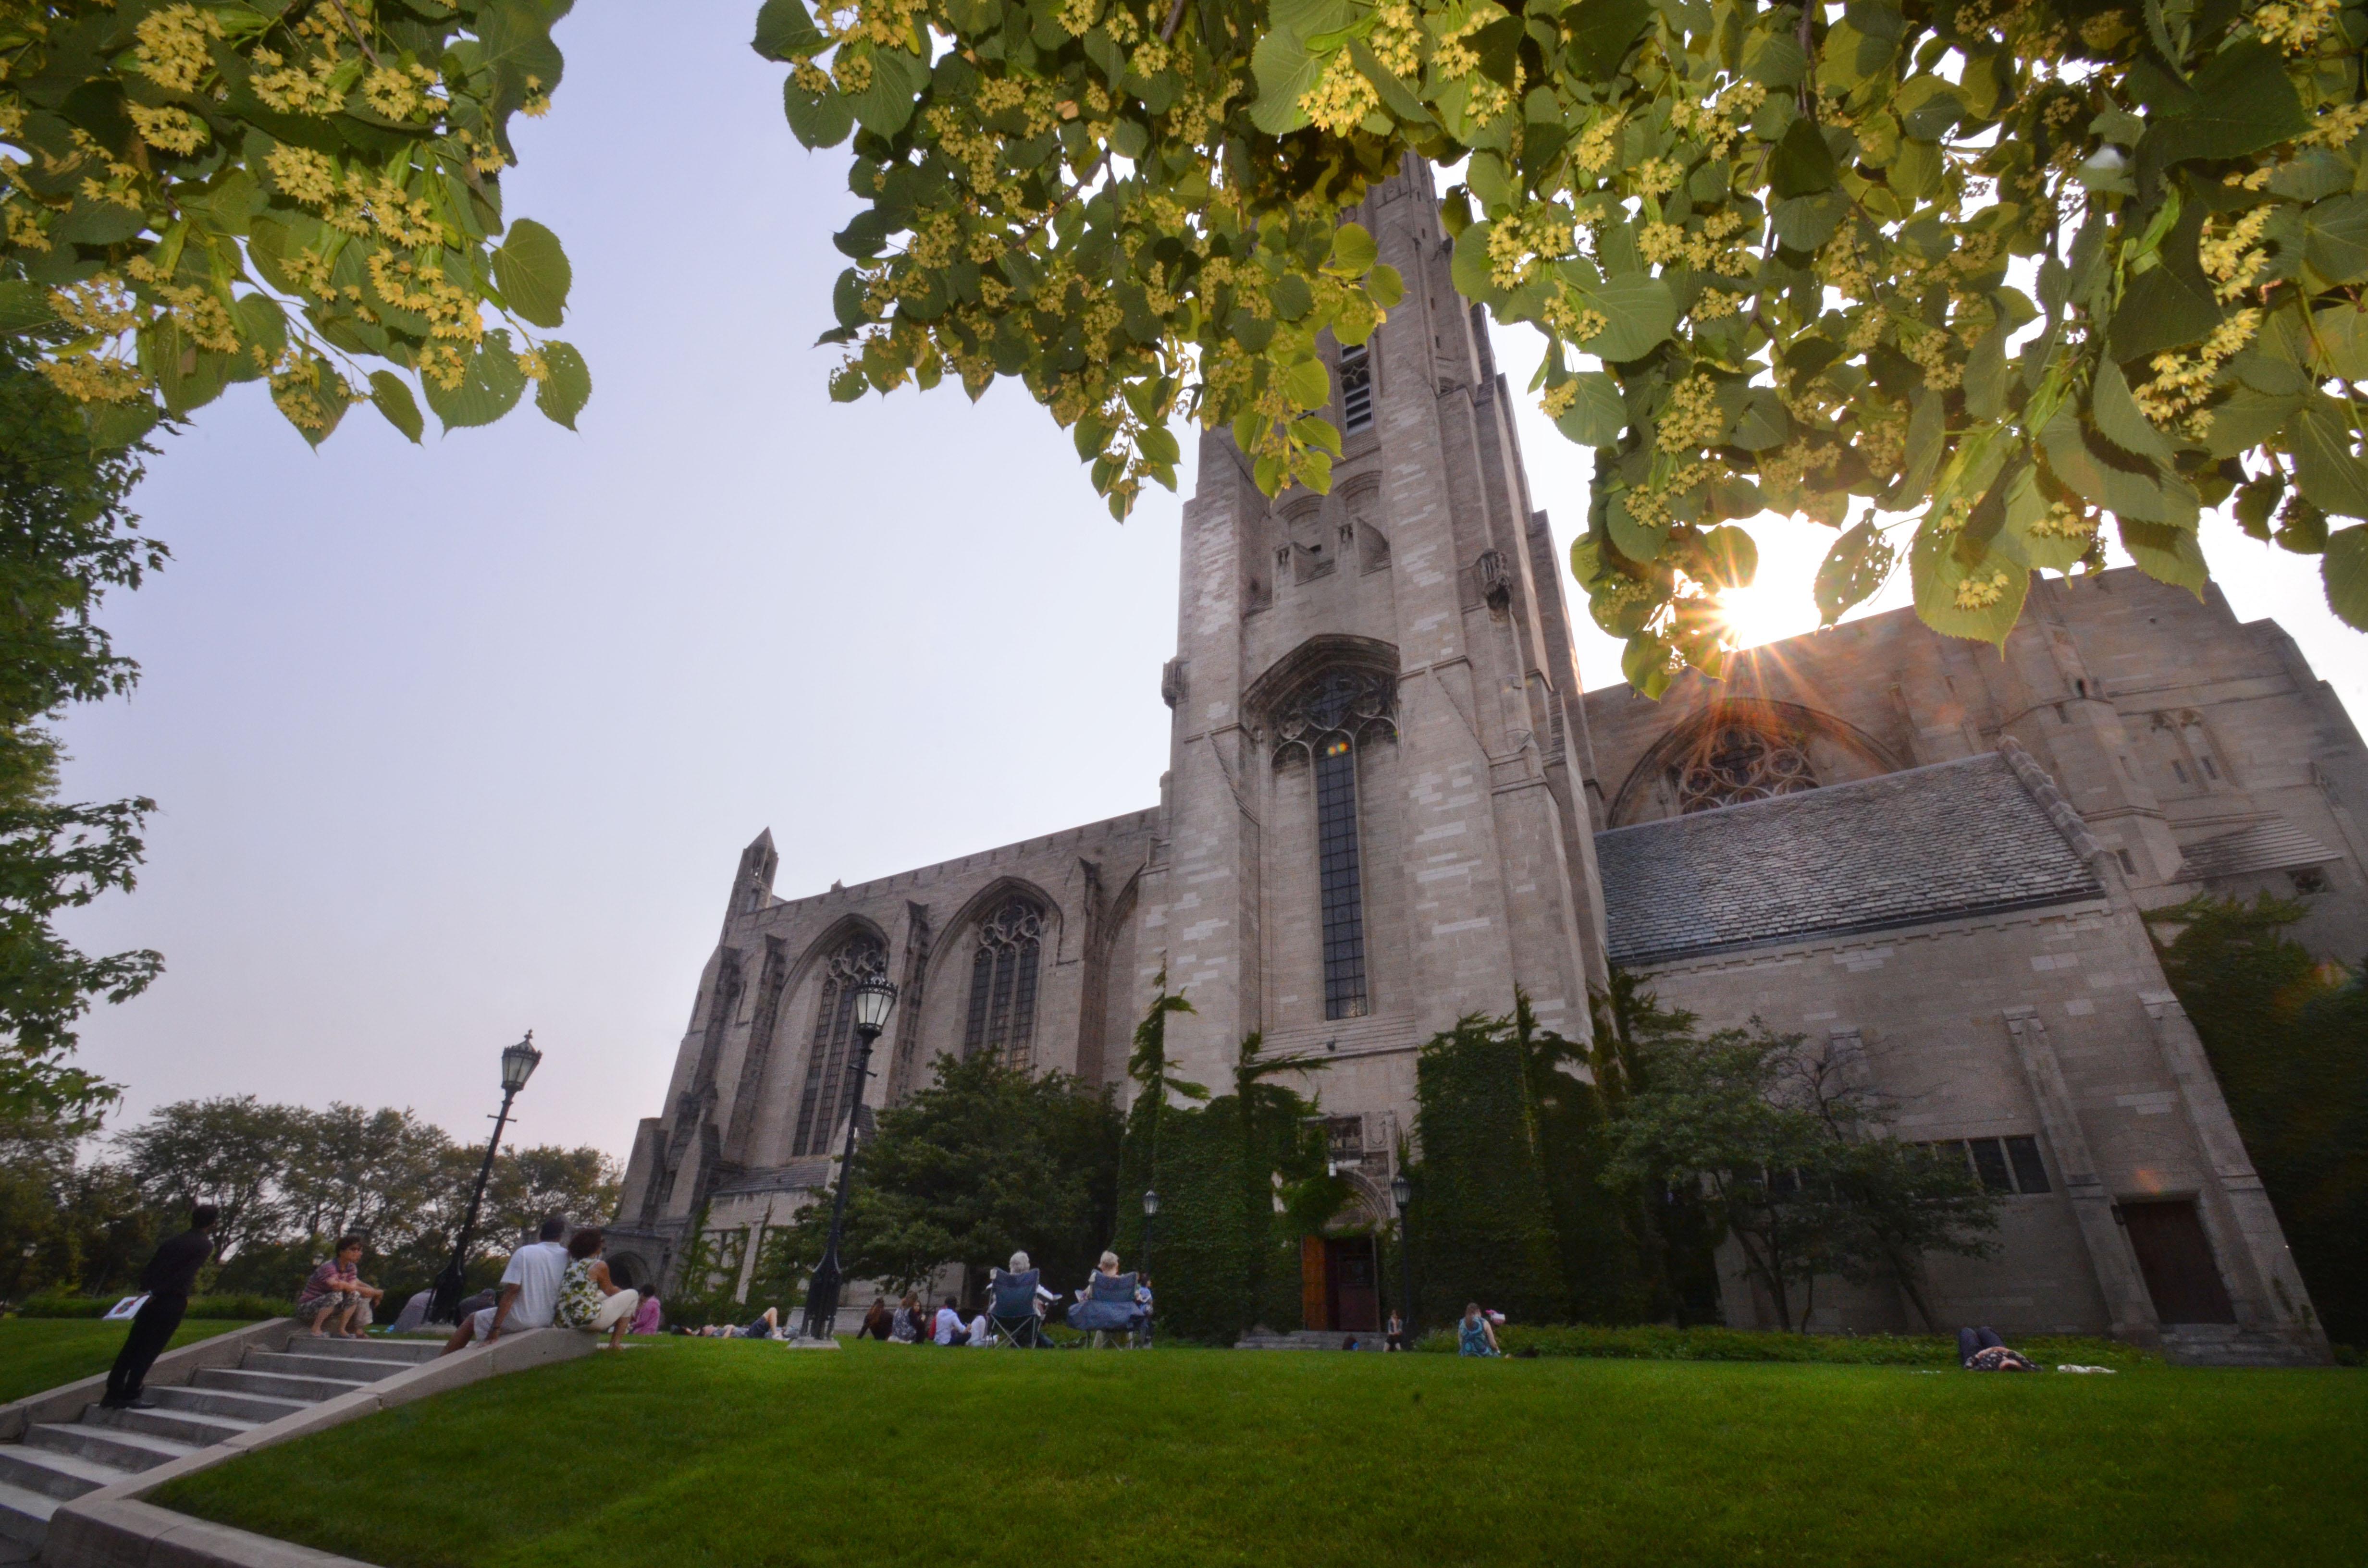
[850,1250,1153,1348]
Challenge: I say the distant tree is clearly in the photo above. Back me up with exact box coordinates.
[1601,1023,1998,1332]
[2149,895,2368,1347]
[0,340,165,1130]
[484,1143,623,1251]
[788,1051,1122,1300]
[0,1114,155,1301]
[118,1095,301,1261]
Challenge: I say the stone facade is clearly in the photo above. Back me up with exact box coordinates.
[610,157,2348,1360]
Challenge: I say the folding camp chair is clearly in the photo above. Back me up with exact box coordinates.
[1067,1271,1146,1348]
[985,1268,1047,1348]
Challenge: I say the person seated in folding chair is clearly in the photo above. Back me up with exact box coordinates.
[984,1251,1049,1348]
[1067,1251,1148,1348]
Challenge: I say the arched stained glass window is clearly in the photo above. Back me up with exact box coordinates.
[1270,665,1395,1022]
[1671,723,1818,814]
[964,897,1045,1067]
[792,933,888,1156]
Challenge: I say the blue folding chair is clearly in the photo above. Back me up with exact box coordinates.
[986,1268,1047,1348]
[1067,1271,1146,1348]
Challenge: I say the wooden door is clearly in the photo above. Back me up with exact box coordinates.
[1330,1237,1381,1332]
[2121,1199,2237,1324]
[1301,1234,1329,1330]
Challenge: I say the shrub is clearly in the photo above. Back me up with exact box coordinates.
[1413,1322,2159,1368]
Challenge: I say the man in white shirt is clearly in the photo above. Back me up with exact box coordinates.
[439,1216,572,1355]
[932,1297,966,1346]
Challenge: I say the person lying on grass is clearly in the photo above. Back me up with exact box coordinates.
[1459,1303,1503,1358]
[555,1227,643,1350]
[296,1236,383,1338]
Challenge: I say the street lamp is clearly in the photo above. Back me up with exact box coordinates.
[1391,1171,1415,1347]
[800,975,898,1341]
[1140,1187,1160,1278]
[430,1031,543,1323]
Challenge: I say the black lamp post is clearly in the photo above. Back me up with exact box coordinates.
[799,975,898,1341]
[1391,1170,1415,1346]
[430,1032,542,1323]
[1140,1187,1160,1277]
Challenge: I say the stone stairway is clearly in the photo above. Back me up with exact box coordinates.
[2156,1324,2326,1367]
[0,1335,442,1556]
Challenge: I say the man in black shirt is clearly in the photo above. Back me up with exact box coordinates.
[103,1204,219,1410]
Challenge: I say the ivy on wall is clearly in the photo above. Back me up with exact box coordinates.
[1404,1008,1565,1326]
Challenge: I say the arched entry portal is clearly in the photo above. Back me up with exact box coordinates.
[1299,1172,1386,1333]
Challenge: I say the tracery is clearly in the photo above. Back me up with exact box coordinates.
[963,896,1045,1068]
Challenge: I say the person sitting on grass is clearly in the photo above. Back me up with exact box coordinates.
[1458,1302,1503,1357]
[555,1228,642,1350]
[967,1303,993,1347]
[861,1297,894,1340]
[296,1235,383,1338]
[441,1215,571,1355]
[891,1293,924,1343]
[630,1290,665,1335]
[933,1296,968,1346]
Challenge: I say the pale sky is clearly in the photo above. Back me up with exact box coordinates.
[52,7,2368,1159]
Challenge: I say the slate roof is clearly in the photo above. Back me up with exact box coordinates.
[2179,818,2336,880]
[1596,751,2106,967]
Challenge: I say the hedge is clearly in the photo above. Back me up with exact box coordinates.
[1406,1017,1564,1326]
[13,1295,287,1321]
[1414,1322,2161,1368]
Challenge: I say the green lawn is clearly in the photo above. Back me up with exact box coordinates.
[152,1338,2364,1568]
[0,1319,253,1405]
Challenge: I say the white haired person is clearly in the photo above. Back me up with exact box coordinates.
[554,1227,641,1350]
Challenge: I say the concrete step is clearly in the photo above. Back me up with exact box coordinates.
[26,1422,195,1473]
[0,1481,59,1547]
[192,1366,368,1403]
[243,1349,419,1383]
[146,1384,313,1424]
[0,1444,131,1502]
[82,1403,257,1448]
[295,1335,441,1364]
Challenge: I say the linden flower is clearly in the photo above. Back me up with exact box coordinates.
[1657,375,1724,454]
[128,104,209,156]
[1954,568,2011,611]
[133,4,222,94]
[266,145,342,208]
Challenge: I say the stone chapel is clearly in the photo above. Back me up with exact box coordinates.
[609,159,2357,1363]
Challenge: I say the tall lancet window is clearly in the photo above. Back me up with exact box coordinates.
[792,933,888,1156]
[1339,342,1374,433]
[1273,666,1397,1021]
[964,896,1045,1067]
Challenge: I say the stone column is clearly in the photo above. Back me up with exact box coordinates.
[2001,1006,2160,1341]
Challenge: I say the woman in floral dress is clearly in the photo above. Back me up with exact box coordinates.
[554,1228,641,1350]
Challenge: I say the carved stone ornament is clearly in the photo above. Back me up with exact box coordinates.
[1671,721,1818,813]
[826,934,888,986]
[1271,666,1398,768]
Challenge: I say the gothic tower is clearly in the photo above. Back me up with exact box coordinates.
[1130,156,1614,1126]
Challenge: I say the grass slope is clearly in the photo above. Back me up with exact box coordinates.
[0,1319,254,1404]
[154,1340,2364,1568]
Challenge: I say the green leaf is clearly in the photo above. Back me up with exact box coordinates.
[1899,389,1944,502]
[1770,116,1838,199]
[2290,397,2368,520]
[2304,195,2368,286]
[2146,40,2311,167]
[1327,223,1378,278]
[1249,33,1322,136]
[752,0,829,60]
[1346,38,1433,125]
[1963,322,2009,420]
[2324,526,2368,629]
[1269,274,1314,321]
[1742,30,1807,90]
[1368,264,1405,310]
[421,333,530,430]
[1695,525,1758,589]
[2091,359,2177,466]
[784,76,855,149]
[535,340,592,429]
[848,47,929,135]
[1566,0,1654,77]
[2040,408,2198,527]
[2109,202,2220,363]
[1567,271,1677,362]
[2001,466,2089,572]
[82,402,160,451]
[1285,355,1330,410]
[2119,517,2208,595]
[493,219,571,329]
[1813,520,1897,625]
[369,371,423,443]
[1620,633,1676,699]
[1554,372,1627,446]
[1912,516,2028,644]
[1607,491,1668,563]
[1727,388,1790,452]
[1772,193,1847,251]
[0,280,58,336]
[1452,221,1506,307]
[2309,303,2368,380]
